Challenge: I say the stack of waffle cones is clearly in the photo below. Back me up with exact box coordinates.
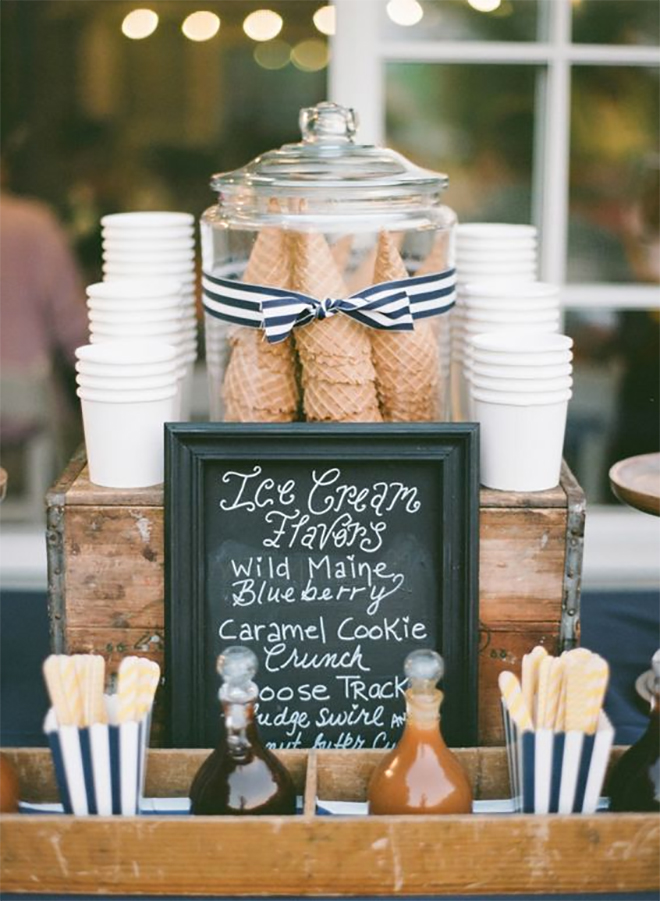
[222,226,300,422]
[290,229,381,422]
[370,231,440,421]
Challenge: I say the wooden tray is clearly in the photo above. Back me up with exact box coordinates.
[1,747,658,896]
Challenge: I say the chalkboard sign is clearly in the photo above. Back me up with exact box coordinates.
[165,423,479,749]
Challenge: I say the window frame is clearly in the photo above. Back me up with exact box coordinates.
[330,0,660,589]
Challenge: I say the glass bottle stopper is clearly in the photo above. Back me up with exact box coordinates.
[217,646,258,705]
[405,648,444,695]
[404,649,445,724]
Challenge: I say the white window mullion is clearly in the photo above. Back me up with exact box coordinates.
[538,0,572,287]
[330,0,384,145]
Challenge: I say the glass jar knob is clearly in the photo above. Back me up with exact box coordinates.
[299,101,358,144]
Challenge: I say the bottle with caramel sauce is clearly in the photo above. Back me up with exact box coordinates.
[367,649,472,815]
[607,648,660,813]
[189,646,296,815]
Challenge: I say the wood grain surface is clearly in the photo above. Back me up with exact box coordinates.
[1,747,657,897]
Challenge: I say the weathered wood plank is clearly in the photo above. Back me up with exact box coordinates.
[1,811,656,896]
[64,506,164,627]
[479,507,567,623]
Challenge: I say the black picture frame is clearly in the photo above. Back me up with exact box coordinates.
[165,422,479,749]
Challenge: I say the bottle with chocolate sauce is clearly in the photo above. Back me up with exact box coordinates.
[367,649,473,815]
[607,648,660,813]
[189,646,296,815]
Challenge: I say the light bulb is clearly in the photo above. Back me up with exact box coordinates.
[467,0,502,12]
[182,11,221,42]
[386,0,424,27]
[313,5,336,37]
[121,9,159,40]
[243,9,283,42]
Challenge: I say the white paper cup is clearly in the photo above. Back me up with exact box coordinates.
[464,295,559,312]
[464,321,559,338]
[88,309,183,326]
[87,297,183,314]
[90,322,185,338]
[473,388,571,492]
[76,359,180,378]
[101,212,194,229]
[470,374,573,393]
[471,361,573,380]
[76,340,178,366]
[463,282,559,301]
[76,372,181,392]
[471,348,573,367]
[457,248,537,263]
[79,388,177,488]
[465,308,559,324]
[103,249,195,264]
[103,235,195,250]
[102,262,195,277]
[458,261,538,274]
[457,223,537,241]
[470,331,573,354]
[87,279,183,301]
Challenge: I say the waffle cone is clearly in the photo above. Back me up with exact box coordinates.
[222,225,299,422]
[416,230,451,276]
[290,230,381,422]
[370,231,441,421]
[331,234,353,274]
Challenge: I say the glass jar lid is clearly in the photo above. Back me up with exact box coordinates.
[210,102,448,200]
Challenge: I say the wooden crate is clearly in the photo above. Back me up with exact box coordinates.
[46,449,585,746]
[1,746,657,897]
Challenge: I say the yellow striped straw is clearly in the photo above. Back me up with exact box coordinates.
[583,655,609,734]
[498,671,533,731]
[59,655,83,727]
[522,645,547,726]
[535,654,551,729]
[564,653,597,732]
[118,656,140,723]
[136,659,160,719]
[541,656,565,730]
[555,678,567,732]
[43,655,72,726]
[89,655,107,724]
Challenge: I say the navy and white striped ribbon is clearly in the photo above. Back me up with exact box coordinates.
[202,267,456,344]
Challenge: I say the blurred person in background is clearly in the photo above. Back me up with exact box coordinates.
[0,151,88,513]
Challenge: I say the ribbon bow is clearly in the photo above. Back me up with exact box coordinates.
[202,267,456,344]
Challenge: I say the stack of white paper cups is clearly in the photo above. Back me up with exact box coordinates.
[85,279,192,418]
[452,223,539,420]
[100,212,198,417]
[75,341,180,489]
[468,331,573,492]
[461,281,562,415]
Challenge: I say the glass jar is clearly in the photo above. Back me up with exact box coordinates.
[200,102,456,423]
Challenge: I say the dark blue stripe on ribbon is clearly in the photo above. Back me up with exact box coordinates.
[109,725,122,815]
[203,286,261,313]
[47,730,73,815]
[202,266,456,343]
[573,732,596,812]
[79,728,97,815]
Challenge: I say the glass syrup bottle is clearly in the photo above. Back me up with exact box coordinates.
[189,646,296,815]
[607,648,660,813]
[367,649,473,815]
